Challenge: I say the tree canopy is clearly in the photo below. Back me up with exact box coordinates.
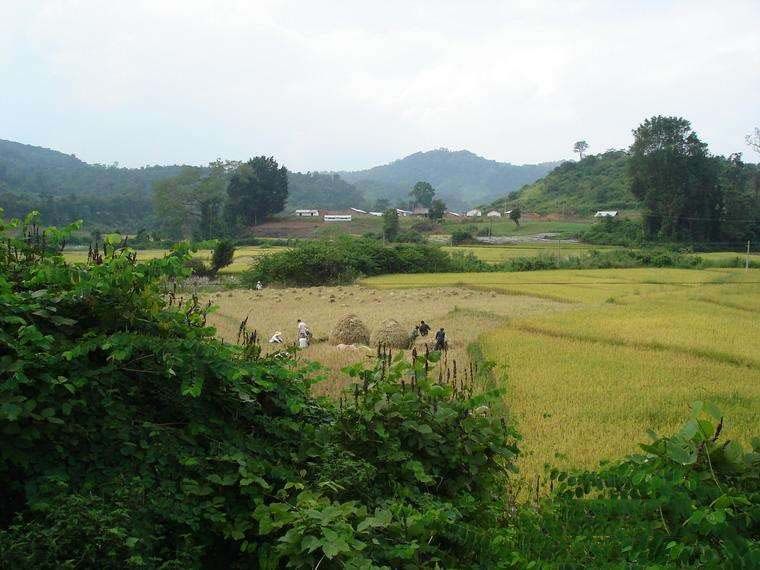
[225,156,288,227]
[410,181,436,208]
[573,140,589,160]
[629,116,721,241]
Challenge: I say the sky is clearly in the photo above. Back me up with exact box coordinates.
[1,0,759,171]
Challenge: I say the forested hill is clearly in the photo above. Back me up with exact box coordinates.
[339,148,560,210]
[0,139,365,228]
[0,139,185,196]
[499,150,638,214]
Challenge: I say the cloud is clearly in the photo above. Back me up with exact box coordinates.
[1,0,758,170]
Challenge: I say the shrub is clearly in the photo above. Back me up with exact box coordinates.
[242,237,454,287]
[183,256,213,277]
[582,217,645,246]
[0,212,520,568]
[395,230,425,243]
[211,238,235,273]
[451,228,474,245]
[515,402,760,567]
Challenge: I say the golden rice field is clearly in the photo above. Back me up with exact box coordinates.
[363,267,760,480]
[62,245,287,274]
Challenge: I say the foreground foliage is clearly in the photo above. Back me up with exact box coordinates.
[0,213,517,568]
[516,403,759,567]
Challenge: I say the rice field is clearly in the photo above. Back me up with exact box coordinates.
[62,245,287,274]
[363,267,760,479]
[202,285,568,397]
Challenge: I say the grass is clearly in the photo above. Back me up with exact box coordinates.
[362,267,760,480]
[62,245,287,274]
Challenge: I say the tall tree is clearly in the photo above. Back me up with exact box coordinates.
[573,140,589,160]
[382,208,399,242]
[509,206,521,227]
[153,166,227,240]
[629,116,720,241]
[409,181,436,208]
[225,156,288,227]
[428,198,446,221]
[720,153,760,242]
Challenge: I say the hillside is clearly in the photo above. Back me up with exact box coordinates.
[340,148,560,210]
[499,150,638,214]
[286,171,366,210]
[0,139,184,197]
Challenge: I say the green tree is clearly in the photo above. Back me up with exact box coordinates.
[509,206,521,227]
[382,208,399,241]
[211,238,236,274]
[153,165,228,239]
[373,198,390,211]
[428,198,446,221]
[410,181,436,208]
[225,156,288,228]
[629,116,720,241]
[720,153,759,242]
[573,140,589,160]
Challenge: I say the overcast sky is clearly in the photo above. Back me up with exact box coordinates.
[2,0,759,171]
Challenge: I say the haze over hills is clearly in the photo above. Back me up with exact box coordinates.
[339,148,561,210]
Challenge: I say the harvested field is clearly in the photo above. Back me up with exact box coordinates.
[203,285,568,397]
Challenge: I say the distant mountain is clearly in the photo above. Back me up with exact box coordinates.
[339,148,560,210]
[0,139,185,197]
[495,150,639,215]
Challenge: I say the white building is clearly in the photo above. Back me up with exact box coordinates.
[294,209,319,217]
[396,208,413,217]
[486,210,502,218]
[594,210,619,218]
[466,209,482,217]
[368,211,384,217]
[349,207,368,214]
[324,214,352,222]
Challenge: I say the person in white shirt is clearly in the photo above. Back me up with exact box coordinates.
[269,331,284,344]
[297,319,308,338]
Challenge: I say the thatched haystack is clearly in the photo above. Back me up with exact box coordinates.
[371,318,413,349]
[329,314,370,345]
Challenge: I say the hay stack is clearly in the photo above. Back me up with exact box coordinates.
[329,314,370,345]
[371,318,413,349]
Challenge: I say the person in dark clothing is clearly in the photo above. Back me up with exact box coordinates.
[418,320,431,337]
[434,328,446,351]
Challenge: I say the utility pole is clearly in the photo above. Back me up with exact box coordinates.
[746,240,751,271]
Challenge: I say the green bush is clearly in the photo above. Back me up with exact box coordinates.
[242,237,455,286]
[395,230,425,243]
[581,217,645,246]
[0,213,518,567]
[211,238,235,272]
[514,403,760,567]
[451,228,474,245]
